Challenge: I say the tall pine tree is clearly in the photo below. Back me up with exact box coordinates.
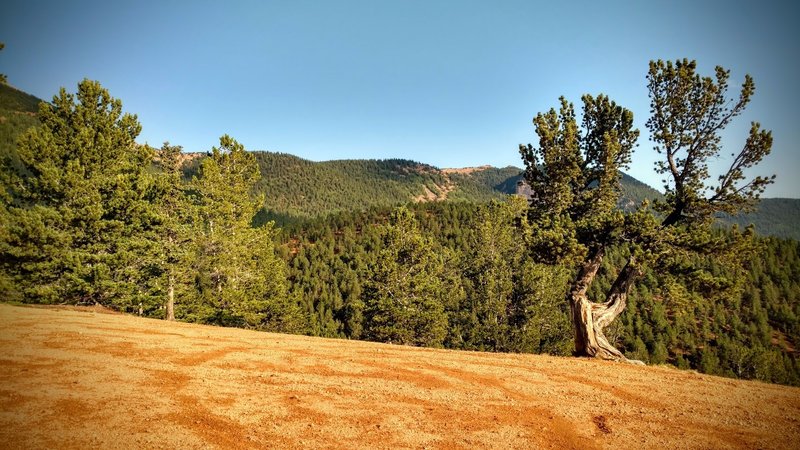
[150,142,194,320]
[460,196,571,354]
[189,135,305,331]
[0,80,156,308]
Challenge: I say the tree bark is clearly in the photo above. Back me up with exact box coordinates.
[568,251,643,364]
[166,275,175,321]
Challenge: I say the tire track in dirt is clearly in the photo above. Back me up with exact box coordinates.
[258,349,599,449]
[166,395,254,450]
[552,372,665,410]
[173,346,249,367]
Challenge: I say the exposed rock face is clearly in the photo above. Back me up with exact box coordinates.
[441,165,493,175]
[413,181,455,203]
[413,165,495,203]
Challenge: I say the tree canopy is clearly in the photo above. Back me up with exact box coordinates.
[188,135,306,332]
[0,81,305,332]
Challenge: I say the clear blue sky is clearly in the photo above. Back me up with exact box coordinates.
[2,0,798,197]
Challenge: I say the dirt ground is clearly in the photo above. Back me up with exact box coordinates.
[0,304,798,449]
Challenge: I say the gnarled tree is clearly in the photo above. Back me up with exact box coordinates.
[519,59,773,362]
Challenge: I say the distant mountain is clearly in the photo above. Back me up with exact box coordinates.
[246,152,520,219]
[248,152,799,241]
[719,199,800,241]
[505,171,664,212]
[0,84,796,239]
[242,151,673,222]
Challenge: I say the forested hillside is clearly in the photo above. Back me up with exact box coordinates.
[216,149,800,239]
[252,153,464,218]
[719,198,800,241]
[0,83,40,156]
[244,152,664,221]
[177,151,524,223]
[248,152,520,220]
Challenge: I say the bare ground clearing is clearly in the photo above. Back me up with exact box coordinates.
[0,303,798,449]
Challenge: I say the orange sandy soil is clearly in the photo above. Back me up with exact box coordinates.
[1,304,799,449]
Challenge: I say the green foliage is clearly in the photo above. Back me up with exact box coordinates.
[0,68,795,387]
[0,80,156,308]
[618,173,661,211]
[718,198,800,241]
[363,207,453,347]
[177,143,795,240]
[519,94,640,266]
[519,60,775,361]
[277,199,574,355]
[187,136,306,332]
[0,83,41,113]
[0,82,305,333]
[457,196,571,353]
[446,166,524,201]
[0,84,42,184]
[252,153,453,218]
[592,238,800,384]
[246,152,538,221]
[647,59,774,221]
[275,199,799,384]
[145,142,194,319]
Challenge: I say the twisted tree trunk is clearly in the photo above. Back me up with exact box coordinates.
[568,248,643,364]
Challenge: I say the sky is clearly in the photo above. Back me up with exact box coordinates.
[1,0,798,197]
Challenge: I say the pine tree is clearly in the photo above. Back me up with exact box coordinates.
[363,207,451,347]
[465,198,523,350]
[519,60,773,362]
[0,79,156,308]
[152,142,194,320]
[461,196,571,353]
[190,135,305,331]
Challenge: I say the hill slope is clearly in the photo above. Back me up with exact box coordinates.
[0,83,41,156]
[246,152,521,219]
[719,198,800,240]
[1,303,798,449]
[249,152,800,240]
[247,151,668,220]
